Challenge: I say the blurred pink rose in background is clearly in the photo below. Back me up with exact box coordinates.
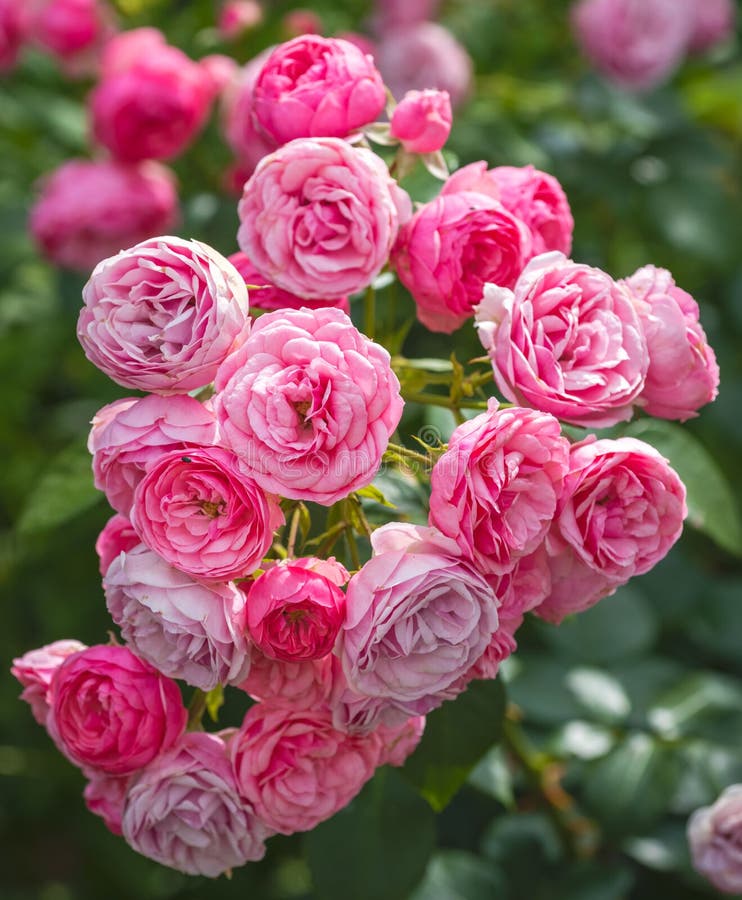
[688,784,742,894]
[0,0,31,72]
[372,0,441,33]
[30,0,115,75]
[688,0,736,53]
[218,0,262,41]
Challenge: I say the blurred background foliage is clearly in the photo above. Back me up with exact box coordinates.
[2,0,742,898]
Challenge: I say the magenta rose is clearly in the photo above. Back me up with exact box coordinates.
[11,639,87,725]
[0,0,31,72]
[30,0,114,74]
[429,402,570,575]
[623,265,719,421]
[390,89,452,153]
[393,191,531,333]
[252,35,386,144]
[475,251,648,427]
[78,236,251,393]
[95,513,138,575]
[218,0,262,40]
[84,773,130,835]
[238,648,337,710]
[688,784,742,894]
[29,159,178,272]
[688,0,736,53]
[214,306,404,504]
[49,644,186,775]
[123,731,269,877]
[237,137,409,301]
[98,25,162,76]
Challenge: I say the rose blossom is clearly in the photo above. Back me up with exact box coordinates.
[535,436,687,623]
[688,0,736,54]
[458,613,522,683]
[123,731,269,877]
[623,265,719,421]
[373,715,426,767]
[393,191,531,333]
[490,544,552,619]
[11,639,87,725]
[373,0,441,33]
[338,523,500,718]
[78,236,251,393]
[475,251,648,427]
[231,703,379,834]
[30,0,114,74]
[218,0,262,40]
[95,513,139,575]
[130,446,283,581]
[214,306,404,504]
[84,773,130,835]
[29,159,178,272]
[98,25,162,76]
[0,0,30,72]
[688,784,742,894]
[199,53,238,98]
[429,402,570,575]
[104,545,252,690]
[390,89,452,154]
[238,137,410,300]
[281,9,322,38]
[88,394,217,515]
[252,35,386,144]
[49,644,186,775]
[238,648,337,709]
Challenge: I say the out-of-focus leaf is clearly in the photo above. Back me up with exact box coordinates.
[624,822,693,873]
[671,741,742,814]
[551,860,636,900]
[647,672,742,740]
[548,721,617,761]
[506,657,584,724]
[566,668,632,725]
[408,850,505,900]
[685,579,742,665]
[468,745,514,808]
[481,812,563,866]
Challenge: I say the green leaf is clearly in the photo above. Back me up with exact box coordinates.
[685,579,742,666]
[305,768,435,900]
[565,668,632,725]
[468,745,515,807]
[355,485,396,509]
[647,672,742,740]
[204,685,224,723]
[408,851,505,900]
[402,679,506,811]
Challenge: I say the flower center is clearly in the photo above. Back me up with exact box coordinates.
[199,500,224,518]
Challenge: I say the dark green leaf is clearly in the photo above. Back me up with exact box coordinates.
[408,851,505,900]
[647,672,742,740]
[565,668,632,725]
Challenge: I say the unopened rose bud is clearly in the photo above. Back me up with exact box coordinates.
[390,89,452,154]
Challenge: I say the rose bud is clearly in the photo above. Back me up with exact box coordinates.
[390,89,452,153]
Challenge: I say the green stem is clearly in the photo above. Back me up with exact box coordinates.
[364,283,376,341]
[345,527,362,570]
[286,505,302,558]
[404,390,492,411]
[384,442,432,467]
[187,689,207,731]
[314,521,349,557]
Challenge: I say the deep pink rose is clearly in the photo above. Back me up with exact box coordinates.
[623,265,719,421]
[535,437,687,623]
[393,191,531,333]
[390,89,452,153]
[218,0,262,40]
[372,716,425,767]
[238,648,336,709]
[238,137,409,300]
[253,35,386,144]
[11,639,87,725]
[123,731,269,877]
[95,513,139,575]
[246,557,348,661]
[130,447,282,581]
[84,773,130,835]
[221,50,278,180]
[231,704,379,834]
[688,784,742,894]
[29,159,178,272]
[373,0,440,33]
[571,0,693,91]
[49,644,187,775]
[429,402,570,575]
[214,306,403,504]
[338,523,500,717]
[0,0,31,72]
[31,0,114,74]
[688,0,736,53]
[104,545,252,690]
[475,252,648,427]
[99,26,163,77]
[88,394,217,515]
[78,236,251,393]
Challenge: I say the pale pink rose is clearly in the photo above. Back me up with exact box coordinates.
[338,523,500,718]
[238,648,336,709]
[11,639,87,725]
[29,159,178,272]
[84,773,130,835]
[231,703,379,834]
[372,715,425,767]
[390,89,452,153]
[475,252,648,427]
[330,683,411,735]
[0,0,31,72]
[376,23,472,107]
[373,0,441,33]
[218,0,262,40]
[459,613,522,683]
[88,394,217,515]
[30,0,114,75]
[623,265,719,421]
[429,402,570,575]
[238,137,409,300]
[130,447,282,581]
[104,545,252,690]
[95,513,139,575]
[393,191,531,333]
[688,0,736,53]
[49,644,186,775]
[246,557,348,661]
[688,784,742,894]
[123,731,269,877]
[78,236,251,393]
[535,436,687,623]
[571,0,694,91]
[282,9,323,38]
[199,53,238,98]
[214,306,404,504]
[252,35,385,144]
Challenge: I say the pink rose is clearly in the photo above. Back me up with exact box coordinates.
[373,716,425,767]
[84,773,130,835]
[688,784,742,894]
[218,0,262,40]
[123,731,269,877]
[535,437,687,623]
[95,513,139,575]
[475,252,648,427]
[429,402,570,575]
[571,0,694,92]
[214,306,404,504]
[338,523,500,717]
[238,648,337,709]
[221,50,278,180]
[0,0,31,72]
[130,447,282,580]
[490,545,552,619]
[29,159,178,272]
[88,394,217,515]
[99,26,163,77]
[11,639,87,725]
[253,35,386,144]
[237,137,409,300]
[373,0,441,33]
[688,0,736,53]
[393,191,531,333]
[199,53,238,99]
[30,0,114,74]
[390,89,452,154]
[623,265,719,421]
[246,557,348,661]
[49,644,186,775]
[78,236,251,393]
[231,703,379,834]
[282,8,323,38]
[459,613,521,683]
